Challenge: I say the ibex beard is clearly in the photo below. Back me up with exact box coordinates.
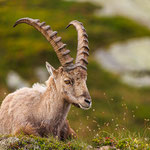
[0,18,92,140]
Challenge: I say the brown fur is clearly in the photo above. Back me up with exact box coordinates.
[0,18,91,140]
[0,67,91,140]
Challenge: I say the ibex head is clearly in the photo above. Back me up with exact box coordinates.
[14,18,91,110]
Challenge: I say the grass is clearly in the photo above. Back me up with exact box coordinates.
[93,131,150,149]
[0,134,88,150]
[68,61,150,142]
[0,131,149,150]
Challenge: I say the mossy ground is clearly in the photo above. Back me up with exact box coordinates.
[0,132,149,150]
[92,131,150,150]
[0,134,88,150]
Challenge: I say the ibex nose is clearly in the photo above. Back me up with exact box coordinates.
[84,99,91,105]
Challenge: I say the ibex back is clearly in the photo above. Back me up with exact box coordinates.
[0,18,92,140]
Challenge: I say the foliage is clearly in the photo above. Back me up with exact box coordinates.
[68,61,150,141]
[92,131,150,149]
[0,0,150,85]
[0,131,150,150]
[0,135,87,150]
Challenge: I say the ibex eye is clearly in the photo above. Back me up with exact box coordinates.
[64,80,71,85]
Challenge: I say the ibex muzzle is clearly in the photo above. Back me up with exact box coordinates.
[0,18,91,139]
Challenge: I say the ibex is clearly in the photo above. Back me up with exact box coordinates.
[0,18,91,140]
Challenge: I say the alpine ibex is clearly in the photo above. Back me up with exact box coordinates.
[0,18,91,140]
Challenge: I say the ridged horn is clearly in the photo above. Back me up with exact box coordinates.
[13,17,74,70]
[66,20,89,70]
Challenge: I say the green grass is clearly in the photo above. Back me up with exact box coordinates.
[93,131,150,149]
[0,132,149,150]
[0,134,88,150]
[68,61,150,142]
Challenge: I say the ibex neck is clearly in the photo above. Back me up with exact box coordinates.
[39,78,71,128]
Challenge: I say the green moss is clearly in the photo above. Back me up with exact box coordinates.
[0,132,149,150]
[0,135,87,150]
[92,131,150,149]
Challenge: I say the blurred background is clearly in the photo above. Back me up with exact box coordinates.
[0,0,150,142]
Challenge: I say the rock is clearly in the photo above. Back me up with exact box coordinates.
[7,70,30,89]
[87,145,93,149]
[0,137,19,150]
[34,67,48,82]
[97,146,118,150]
[72,0,150,29]
[95,38,150,87]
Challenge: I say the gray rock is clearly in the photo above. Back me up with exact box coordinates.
[0,137,19,150]
[97,146,118,150]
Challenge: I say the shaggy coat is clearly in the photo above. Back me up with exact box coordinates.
[0,18,92,140]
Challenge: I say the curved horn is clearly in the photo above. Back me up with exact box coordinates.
[13,17,74,70]
[66,20,89,70]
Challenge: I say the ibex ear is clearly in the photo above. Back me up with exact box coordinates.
[46,62,56,77]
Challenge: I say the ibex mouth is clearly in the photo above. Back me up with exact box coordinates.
[79,104,91,110]
[72,103,91,110]
[72,103,80,108]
